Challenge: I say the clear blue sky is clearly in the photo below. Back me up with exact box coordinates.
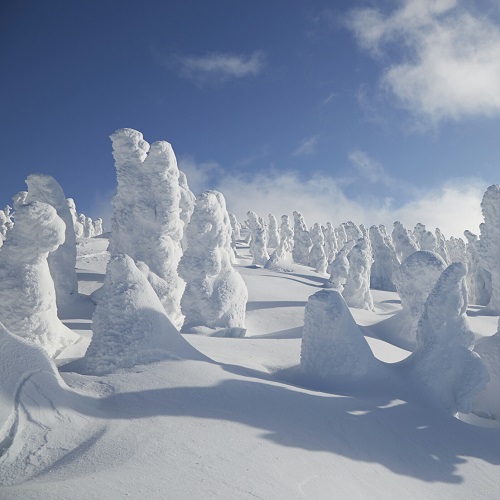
[1,0,499,235]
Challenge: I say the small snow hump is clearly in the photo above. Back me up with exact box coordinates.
[300,289,375,379]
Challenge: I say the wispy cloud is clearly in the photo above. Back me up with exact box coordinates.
[175,51,265,85]
[348,150,393,186]
[177,156,223,195]
[347,0,500,125]
[291,136,319,157]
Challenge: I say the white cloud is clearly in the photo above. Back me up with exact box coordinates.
[348,150,393,186]
[177,156,223,196]
[291,136,319,157]
[347,0,500,124]
[177,51,265,85]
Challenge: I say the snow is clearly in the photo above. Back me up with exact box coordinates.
[1,208,500,499]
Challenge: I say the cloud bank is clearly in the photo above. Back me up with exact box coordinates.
[347,0,500,124]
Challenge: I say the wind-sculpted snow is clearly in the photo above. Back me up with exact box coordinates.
[0,202,79,357]
[369,225,397,291]
[292,211,311,266]
[473,318,500,420]
[247,211,269,267]
[411,263,489,414]
[342,238,374,310]
[179,192,248,336]
[301,289,376,378]
[26,174,78,306]
[309,223,327,274]
[109,128,185,327]
[84,255,201,374]
[394,251,447,346]
[478,185,500,313]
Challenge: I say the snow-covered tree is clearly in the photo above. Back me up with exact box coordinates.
[84,254,200,374]
[309,223,327,274]
[67,198,84,237]
[292,211,312,265]
[109,128,185,328]
[394,250,447,346]
[267,214,280,248]
[275,214,294,259]
[25,173,78,306]
[301,289,375,378]
[179,191,248,336]
[326,240,355,290]
[478,185,500,313]
[93,218,103,236]
[229,213,242,256]
[392,221,419,262]
[464,230,491,306]
[435,228,451,264]
[0,201,79,357]
[369,225,397,291]
[247,211,269,266]
[323,222,338,266]
[411,262,488,413]
[0,206,13,247]
[342,238,374,311]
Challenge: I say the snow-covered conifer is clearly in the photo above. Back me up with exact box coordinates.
[267,214,280,248]
[464,230,491,305]
[435,228,451,264]
[292,211,312,265]
[411,262,488,413]
[67,198,84,237]
[369,225,397,291]
[179,191,248,336]
[394,251,446,346]
[326,240,355,289]
[309,223,327,274]
[93,218,103,236]
[323,222,338,265]
[446,236,466,264]
[0,201,79,357]
[392,221,419,262]
[275,214,294,259]
[247,211,269,266]
[229,213,241,256]
[342,238,374,311]
[109,129,185,327]
[343,221,363,242]
[301,289,375,378]
[25,174,78,305]
[477,185,500,313]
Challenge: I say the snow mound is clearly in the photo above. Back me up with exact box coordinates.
[301,289,376,378]
[84,254,201,375]
[264,251,293,272]
[411,262,489,414]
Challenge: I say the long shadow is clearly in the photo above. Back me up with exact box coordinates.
[246,300,307,312]
[76,271,105,283]
[259,274,324,289]
[249,326,303,339]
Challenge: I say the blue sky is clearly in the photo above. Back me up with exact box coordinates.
[1,0,499,236]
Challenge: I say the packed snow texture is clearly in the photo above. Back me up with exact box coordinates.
[301,289,376,378]
[394,251,447,346]
[0,201,79,357]
[84,254,201,375]
[179,191,248,335]
[25,174,79,305]
[478,184,500,313]
[109,128,185,328]
[410,262,489,413]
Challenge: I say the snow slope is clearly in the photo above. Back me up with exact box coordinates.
[1,236,499,499]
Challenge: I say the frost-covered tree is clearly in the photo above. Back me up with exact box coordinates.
[84,254,201,375]
[392,221,419,262]
[343,221,363,242]
[109,128,185,328]
[275,214,294,259]
[301,289,375,378]
[323,222,338,266]
[342,238,374,311]
[464,230,491,306]
[0,206,13,247]
[178,170,196,251]
[179,191,248,336]
[309,223,328,274]
[473,318,500,420]
[25,174,78,306]
[93,218,104,236]
[247,211,269,266]
[229,213,242,256]
[80,214,95,238]
[446,236,466,264]
[335,224,348,250]
[292,211,312,265]
[67,198,84,237]
[411,262,488,413]
[478,185,500,313]
[326,240,355,290]
[369,225,397,291]
[394,251,446,346]
[0,201,79,357]
[435,228,451,264]
[267,214,280,248]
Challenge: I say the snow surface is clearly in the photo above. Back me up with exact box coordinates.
[1,235,500,499]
